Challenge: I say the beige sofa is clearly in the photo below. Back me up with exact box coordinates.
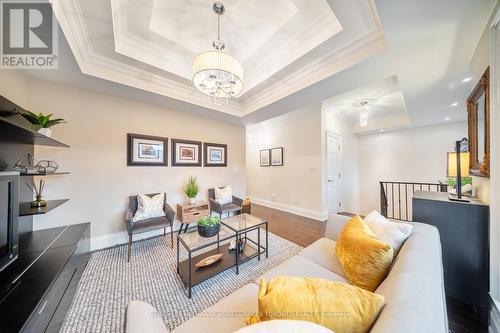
[129,214,448,333]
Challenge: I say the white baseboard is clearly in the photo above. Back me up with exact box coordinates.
[490,297,500,333]
[90,221,186,251]
[249,197,328,221]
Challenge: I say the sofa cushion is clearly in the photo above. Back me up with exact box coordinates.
[221,203,242,213]
[215,185,233,205]
[126,300,168,333]
[371,222,448,333]
[336,216,393,291]
[364,210,413,255]
[249,276,385,333]
[256,255,348,285]
[299,237,346,278]
[172,284,259,333]
[132,192,165,222]
[234,320,334,333]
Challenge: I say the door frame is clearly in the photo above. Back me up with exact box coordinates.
[325,131,342,213]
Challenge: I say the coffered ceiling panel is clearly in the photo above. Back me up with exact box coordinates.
[49,0,386,117]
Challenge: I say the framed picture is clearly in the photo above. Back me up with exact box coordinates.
[260,149,270,167]
[172,139,202,166]
[271,147,284,166]
[127,133,168,166]
[204,143,227,167]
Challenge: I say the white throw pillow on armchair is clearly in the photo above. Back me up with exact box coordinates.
[215,185,233,205]
[364,210,413,254]
[132,192,166,222]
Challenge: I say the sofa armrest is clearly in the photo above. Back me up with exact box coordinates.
[209,198,222,214]
[125,300,168,333]
[232,195,243,207]
[164,203,175,224]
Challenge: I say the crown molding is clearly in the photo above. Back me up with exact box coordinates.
[50,0,386,119]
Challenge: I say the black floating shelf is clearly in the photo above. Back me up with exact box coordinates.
[19,199,69,217]
[20,172,70,177]
[0,115,70,148]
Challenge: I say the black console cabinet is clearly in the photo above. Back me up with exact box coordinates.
[0,223,90,333]
[412,191,489,326]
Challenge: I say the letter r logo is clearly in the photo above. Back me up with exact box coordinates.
[2,2,53,54]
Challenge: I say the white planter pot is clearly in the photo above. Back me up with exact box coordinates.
[37,128,52,137]
[189,197,196,205]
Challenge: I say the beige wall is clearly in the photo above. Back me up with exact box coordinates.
[469,3,499,205]
[358,121,468,214]
[3,74,246,250]
[245,105,324,219]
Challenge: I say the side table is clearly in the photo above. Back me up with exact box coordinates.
[177,201,209,233]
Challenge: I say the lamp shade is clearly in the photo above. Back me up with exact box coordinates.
[447,152,470,177]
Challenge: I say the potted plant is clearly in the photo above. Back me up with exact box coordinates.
[197,216,221,237]
[183,175,200,204]
[21,111,65,137]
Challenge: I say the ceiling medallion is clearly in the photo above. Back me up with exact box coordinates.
[192,2,243,103]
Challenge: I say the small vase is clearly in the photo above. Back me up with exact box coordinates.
[31,196,47,208]
[189,197,196,205]
[37,127,52,137]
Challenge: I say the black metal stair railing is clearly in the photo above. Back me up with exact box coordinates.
[380,181,448,221]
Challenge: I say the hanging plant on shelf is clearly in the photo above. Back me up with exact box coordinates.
[20,110,65,137]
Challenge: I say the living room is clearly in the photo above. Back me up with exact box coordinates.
[0,0,499,333]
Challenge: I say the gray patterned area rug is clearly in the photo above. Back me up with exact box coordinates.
[60,232,302,333]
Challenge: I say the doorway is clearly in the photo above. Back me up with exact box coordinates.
[326,131,342,213]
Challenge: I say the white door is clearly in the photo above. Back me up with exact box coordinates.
[326,132,342,213]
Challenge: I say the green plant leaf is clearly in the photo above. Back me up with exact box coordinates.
[20,110,64,128]
[183,175,200,198]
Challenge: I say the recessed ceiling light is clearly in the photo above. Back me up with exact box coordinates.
[379,129,384,132]
[462,77,472,83]
[451,102,459,107]
[444,117,451,121]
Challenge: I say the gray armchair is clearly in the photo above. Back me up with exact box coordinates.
[208,187,243,218]
[125,193,175,262]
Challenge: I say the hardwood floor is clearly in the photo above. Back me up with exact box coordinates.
[250,203,326,247]
[249,204,487,332]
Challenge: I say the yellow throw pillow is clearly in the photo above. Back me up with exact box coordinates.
[246,276,384,333]
[335,215,393,291]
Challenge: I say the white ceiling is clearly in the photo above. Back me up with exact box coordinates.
[323,75,410,133]
[24,0,496,129]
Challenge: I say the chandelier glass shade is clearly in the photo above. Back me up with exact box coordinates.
[192,2,243,100]
[192,50,243,98]
[359,100,369,127]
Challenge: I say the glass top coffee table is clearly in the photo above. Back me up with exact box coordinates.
[221,214,268,274]
[176,214,268,298]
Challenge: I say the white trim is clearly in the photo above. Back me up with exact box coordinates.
[490,6,500,303]
[249,197,328,221]
[90,221,187,251]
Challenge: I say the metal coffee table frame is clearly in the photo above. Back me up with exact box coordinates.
[220,218,268,275]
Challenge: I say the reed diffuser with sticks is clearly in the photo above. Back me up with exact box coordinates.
[26,179,47,207]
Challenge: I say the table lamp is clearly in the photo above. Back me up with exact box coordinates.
[447,138,470,202]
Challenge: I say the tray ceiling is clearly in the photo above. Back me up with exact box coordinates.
[49,0,386,117]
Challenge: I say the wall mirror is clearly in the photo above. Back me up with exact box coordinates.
[467,67,490,177]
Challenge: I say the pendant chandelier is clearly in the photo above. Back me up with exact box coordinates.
[192,2,243,102]
[359,100,369,127]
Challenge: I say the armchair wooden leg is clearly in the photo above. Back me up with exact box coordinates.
[164,227,166,236]
[170,224,174,248]
[127,234,132,262]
